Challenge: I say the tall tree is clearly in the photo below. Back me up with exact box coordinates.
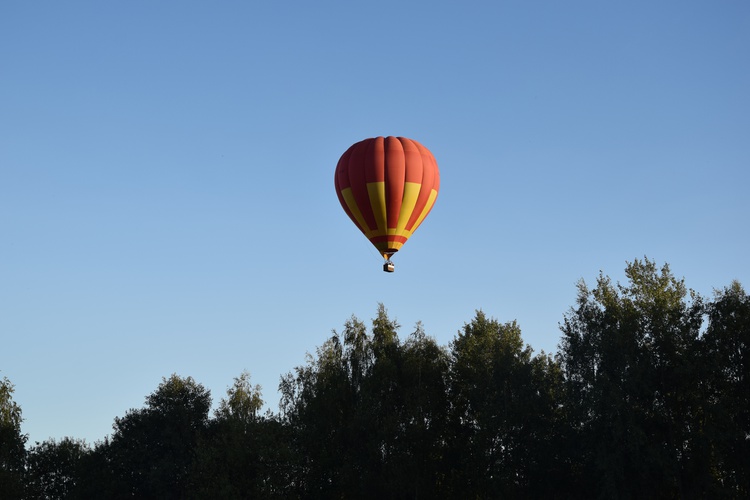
[279,320,357,498]
[558,258,706,498]
[382,321,451,498]
[447,311,564,498]
[191,372,295,499]
[99,374,212,499]
[25,437,90,499]
[215,370,263,423]
[0,376,26,499]
[703,281,750,495]
[361,309,451,499]
[279,305,452,499]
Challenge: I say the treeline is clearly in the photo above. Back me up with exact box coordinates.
[1,258,749,499]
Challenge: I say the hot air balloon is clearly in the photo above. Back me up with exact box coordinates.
[334,136,440,272]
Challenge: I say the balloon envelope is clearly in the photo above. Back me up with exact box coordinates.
[334,136,440,259]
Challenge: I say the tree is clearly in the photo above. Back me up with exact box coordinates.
[0,376,26,499]
[191,372,295,499]
[25,437,90,499]
[279,305,452,498]
[558,258,706,498]
[99,374,212,498]
[279,314,371,498]
[703,281,750,495]
[447,311,564,498]
[381,321,451,498]
[358,309,452,499]
[215,370,263,423]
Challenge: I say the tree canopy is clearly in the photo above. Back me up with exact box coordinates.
[4,258,749,498]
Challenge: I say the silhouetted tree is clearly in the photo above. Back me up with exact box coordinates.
[558,258,706,498]
[190,372,296,498]
[446,311,564,498]
[25,437,89,499]
[703,281,750,496]
[279,305,451,499]
[361,311,451,499]
[97,374,211,499]
[0,376,26,499]
[382,322,451,498]
[281,310,387,498]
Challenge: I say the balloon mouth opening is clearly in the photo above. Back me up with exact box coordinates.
[383,249,398,260]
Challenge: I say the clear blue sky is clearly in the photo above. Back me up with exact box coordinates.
[2,1,748,446]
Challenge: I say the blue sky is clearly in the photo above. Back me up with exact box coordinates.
[2,1,748,445]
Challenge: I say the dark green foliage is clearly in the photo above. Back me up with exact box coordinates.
[10,260,750,498]
[279,304,451,499]
[703,281,750,496]
[447,312,565,498]
[558,258,710,498]
[25,437,89,499]
[0,377,26,499]
[94,374,212,498]
[190,372,296,498]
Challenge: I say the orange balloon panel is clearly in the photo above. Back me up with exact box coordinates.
[335,136,440,259]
